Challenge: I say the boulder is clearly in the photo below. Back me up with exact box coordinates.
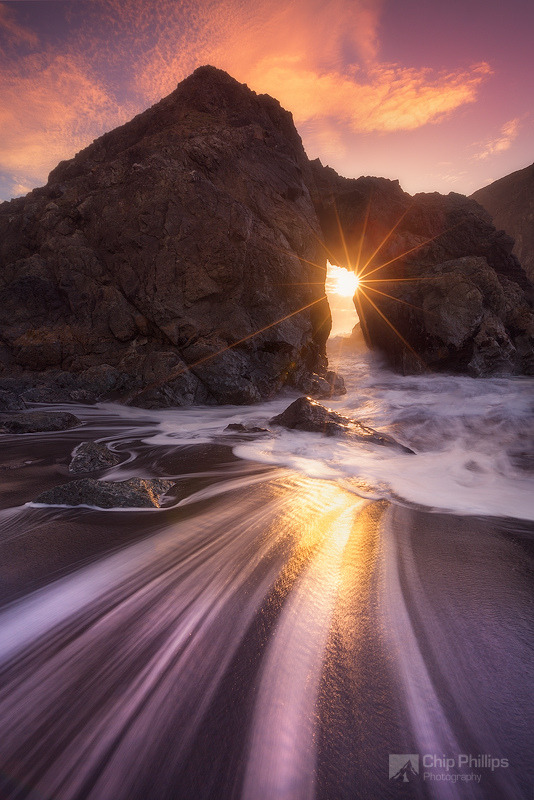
[0,66,532,396]
[69,441,123,473]
[0,67,330,406]
[471,162,534,284]
[295,370,346,398]
[224,423,269,433]
[1,411,81,433]
[270,396,414,452]
[35,477,174,508]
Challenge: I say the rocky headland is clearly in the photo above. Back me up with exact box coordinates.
[1,65,532,411]
[314,164,534,375]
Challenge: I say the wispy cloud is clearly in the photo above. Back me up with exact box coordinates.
[121,0,485,135]
[0,53,135,183]
[0,0,493,198]
[244,61,491,134]
[475,117,521,160]
[0,3,38,47]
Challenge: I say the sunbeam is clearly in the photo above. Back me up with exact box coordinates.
[360,205,413,272]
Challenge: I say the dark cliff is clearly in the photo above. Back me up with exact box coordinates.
[471,163,534,284]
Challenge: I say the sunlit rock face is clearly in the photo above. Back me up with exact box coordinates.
[312,161,534,376]
[0,66,330,406]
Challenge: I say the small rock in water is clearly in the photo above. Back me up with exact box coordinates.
[69,441,123,474]
[270,397,414,453]
[224,423,270,434]
[35,478,175,509]
[1,411,81,434]
[297,371,347,399]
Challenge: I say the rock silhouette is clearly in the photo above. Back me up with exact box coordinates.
[35,478,174,509]
[1,411,81,434]
[471,162,534,285]
[270,396,414,452]
[68,441,123,474]
[0,66,330,406]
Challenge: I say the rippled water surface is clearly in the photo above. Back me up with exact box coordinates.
[0,346,532,799]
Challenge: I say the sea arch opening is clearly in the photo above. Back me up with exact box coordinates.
[324,260,361,340]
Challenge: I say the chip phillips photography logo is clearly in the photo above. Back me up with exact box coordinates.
[389,755,419,783]
[389,753,511,786]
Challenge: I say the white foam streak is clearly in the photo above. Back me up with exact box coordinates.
[0,479,326,799]
[380,507,467,800]
[234,352,534,521]
[242,504,355,800]
[82,349,534,521]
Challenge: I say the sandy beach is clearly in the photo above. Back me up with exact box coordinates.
[0,404,532,799]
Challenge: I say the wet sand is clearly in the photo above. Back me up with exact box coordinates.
[0,410,532,800]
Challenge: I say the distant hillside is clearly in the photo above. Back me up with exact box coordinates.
[471,163,534,283]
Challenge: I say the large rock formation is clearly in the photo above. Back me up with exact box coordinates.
[0,66,330,406]
[471,162,534,284]
[0,66,533,398]
[313,163,534,375]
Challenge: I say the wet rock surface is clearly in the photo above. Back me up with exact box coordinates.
[0,390,24,412]
[68,441,123,473]
[1,411,81,433]
[296,370,347,398]
[270,396,414,452]
[35,477,174,508]
[224,423,270,434]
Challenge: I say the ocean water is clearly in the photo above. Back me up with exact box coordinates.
[0,343,532,800]
[72,340,532,522]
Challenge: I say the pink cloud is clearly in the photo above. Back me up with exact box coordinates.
[475,117,522,160]
[0,0,493,197]
[242,61,491,133]
[0,53,135,183]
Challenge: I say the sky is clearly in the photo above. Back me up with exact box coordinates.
[0,0,533,202]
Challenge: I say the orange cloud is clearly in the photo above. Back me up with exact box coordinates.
[0,0,493,199]
[128,0,385,101]
[475,117,521,160]
[243,61,491,133]
[119,0,488,136]
[0,53,135,189]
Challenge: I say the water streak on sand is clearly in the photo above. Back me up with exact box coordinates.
[0,345,532,799]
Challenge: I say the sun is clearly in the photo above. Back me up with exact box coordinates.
[326,262,360,297]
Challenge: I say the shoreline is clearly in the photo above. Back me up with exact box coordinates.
[0,424,532,798]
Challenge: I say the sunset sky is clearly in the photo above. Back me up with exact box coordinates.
[1,0,532,202]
